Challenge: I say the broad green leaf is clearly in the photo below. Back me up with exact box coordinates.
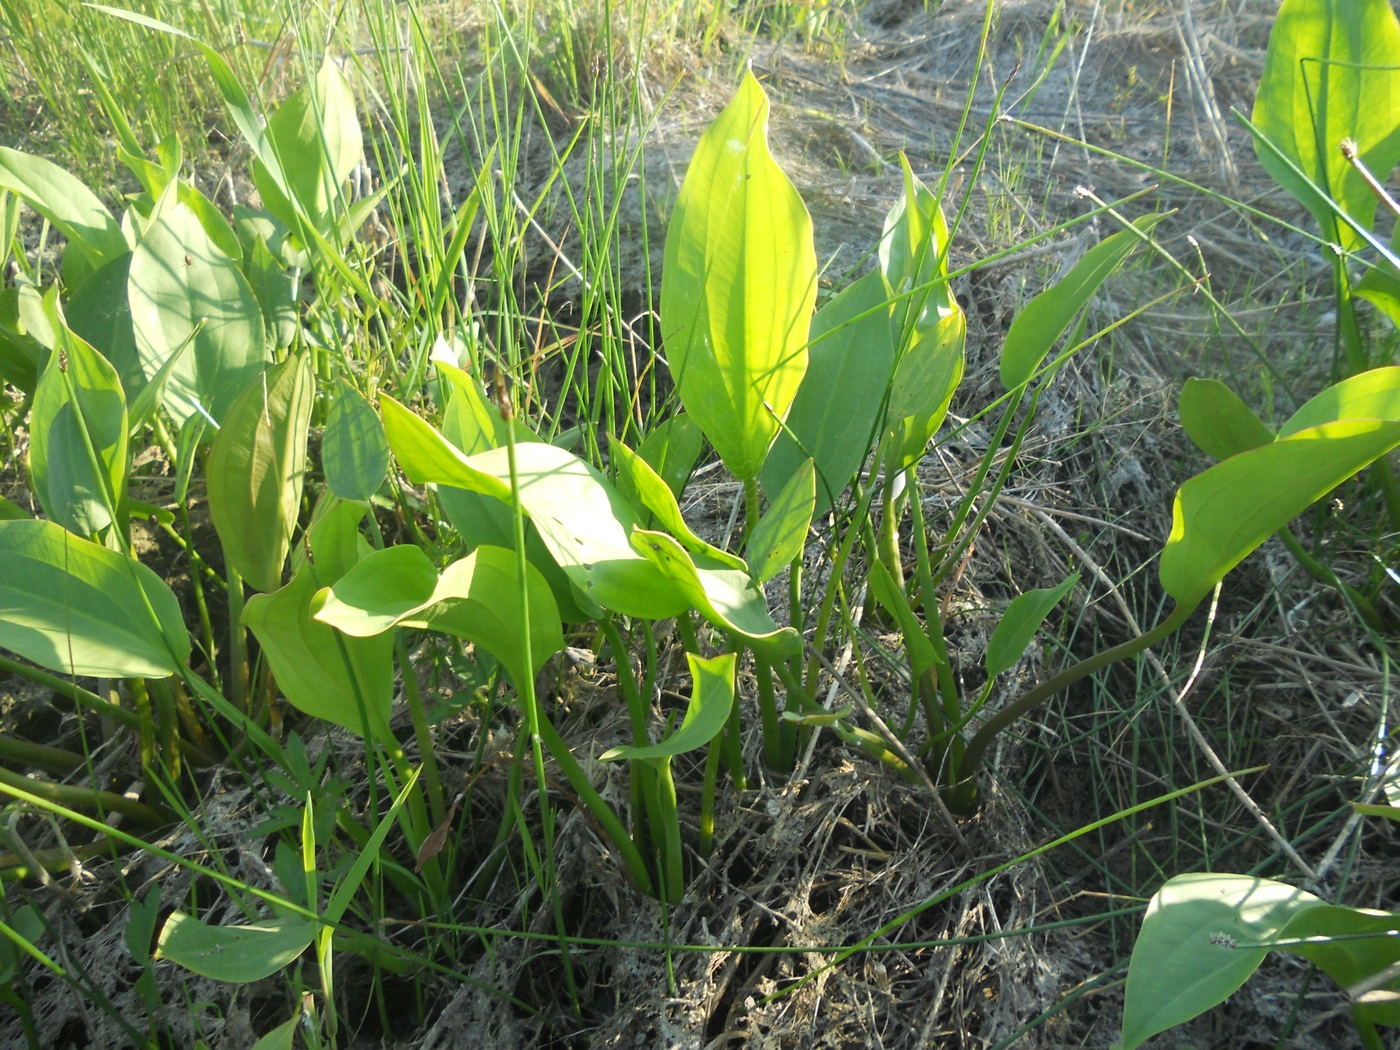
[984,574,1078,679]
[1000,214,1165,391]
[608,436,745,570]
[635,413,704,500]
[0,497,26,521]
[1253,0,1400,252]
[315,544,564,691]
[381,396,509,499]
[243,502,392,741]
[176,181,242,263]
[252,56,364,240]
[315,544,439,634]
[386,392,517,553]
[0,518,188,678]
[886,309,966,469]
[1178,378,1274,461]
[128,196,270,425]
[243,235,297,349]
[155,912,313,984]
[207,356,316,593]
[249,1017,298,1050]
[438,360,510,455]
[1357,263,1400,329]
[1122,874,1320,1049]
[1122,873,1400,1049]
[1277,904,1400,1025]
[1161,419,1400,608]
[600,652,737,761]
[632,529,800,659]
[761,270,896,513]
[28,310,128,537]
[746,458,814,584]
[881,156,956,347]
[0,279,55,393]
[869,559,940,676]
[1279,365,1400,436]
[290,496,370,583]
[324,381,389,501]
[383,398,685,619]
[660,72,817,482]
[66,252,141,400]
[0,148,125,289]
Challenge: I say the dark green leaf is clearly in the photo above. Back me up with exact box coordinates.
[324,381,389,501]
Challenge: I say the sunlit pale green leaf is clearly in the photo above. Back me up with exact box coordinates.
[383,398,685,619]
[0,518,188,678]
[608,437,745,570]
[1279,365,1400,435]
[1122,874,1318,1049]
[1178,378,1274,461]
[252,55,364,240]
[324,380,389,502]
[886,309,965,469]
[0,147,125,289]
[635,413,704,500]
[155,912,313,984]
[985,575,1078,679]
[1253,0,1400,252]
[1000,215,1165,391]
[746,458,814,584]
[880,156,955,348]
[601,652,737,761]
[761,270,896,513]
[207,356,315,593]
[1160,419,1400,608]
[315,544,563,691]
[437,359,514,453]
[661,72,816,481]
[632,529,799,659]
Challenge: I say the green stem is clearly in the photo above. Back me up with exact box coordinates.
[651,759,683,906]
[805,477,880,693]
[742,476,761,547]
[534,714,654,896]
[174,501,218,683]
[0,654,137,731]
[954,602,1197,810]
[0,734,83,775]
[396,635,446,827]
[1278,528,1384,631]
[754,655,786,772]
[700,730,722,858]
[0,765,169,829]
[601,616,653,849]
[226,563,248,715]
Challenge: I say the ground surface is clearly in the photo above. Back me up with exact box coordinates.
[4,0,1400,1047]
